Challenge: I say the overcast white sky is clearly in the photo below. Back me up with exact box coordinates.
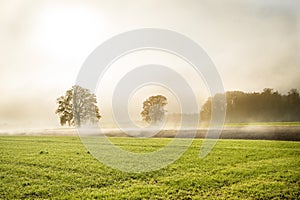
[0,0,299,128]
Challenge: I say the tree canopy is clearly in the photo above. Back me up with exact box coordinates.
[200,88,300,123]
[141,95,167,124]
[55,85,101,127]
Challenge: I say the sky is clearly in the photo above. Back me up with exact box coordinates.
[0,0,299,129]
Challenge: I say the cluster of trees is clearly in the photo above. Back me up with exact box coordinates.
[56,86,167,127]
[201,88,300,123]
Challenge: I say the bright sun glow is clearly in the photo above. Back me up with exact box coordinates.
[33,3,108,60]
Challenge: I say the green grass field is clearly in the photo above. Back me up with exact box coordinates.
[0,136,299,199]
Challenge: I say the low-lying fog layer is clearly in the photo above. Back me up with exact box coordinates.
[0,126,299,141]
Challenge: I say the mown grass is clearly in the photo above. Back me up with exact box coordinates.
[0,136,299,199]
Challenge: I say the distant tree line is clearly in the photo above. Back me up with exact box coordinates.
[201,88,300,123]
[56,86,300,127]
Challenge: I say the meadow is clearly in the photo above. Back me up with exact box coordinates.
[0,136,299,199]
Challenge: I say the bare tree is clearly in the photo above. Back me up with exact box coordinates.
[55,85,101,127]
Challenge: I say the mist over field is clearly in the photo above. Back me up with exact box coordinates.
[0,0,300,130]
[1,1,300,199]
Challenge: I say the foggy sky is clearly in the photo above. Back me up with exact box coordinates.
[0,0,299,128]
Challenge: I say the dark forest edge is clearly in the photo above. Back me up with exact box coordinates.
[201,88,300,123]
